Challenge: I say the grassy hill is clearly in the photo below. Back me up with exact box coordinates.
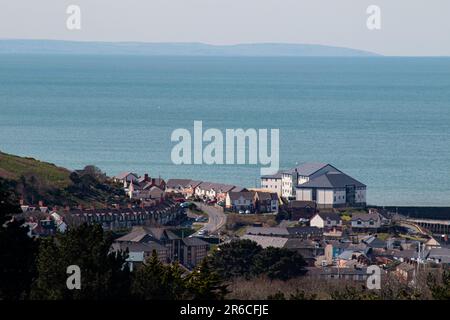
[0,152,71,188]
[0,151,127,208]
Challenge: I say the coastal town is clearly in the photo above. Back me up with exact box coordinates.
[13,161,450,288]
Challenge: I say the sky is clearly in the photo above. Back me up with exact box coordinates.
[1,0,449,56]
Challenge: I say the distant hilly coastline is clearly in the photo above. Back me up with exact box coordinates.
[0,39,381,57]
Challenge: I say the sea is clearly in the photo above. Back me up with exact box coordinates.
[0,54,449,206]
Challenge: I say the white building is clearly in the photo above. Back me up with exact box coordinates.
[350,212,381,229]
[226,191,256,211]
[260,172,282,196]
[280,163,341,199]
[114,172,139,184]
[310,212,342,229]
[296,171,366,208]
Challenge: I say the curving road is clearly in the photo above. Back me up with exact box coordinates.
[192,202,227,235]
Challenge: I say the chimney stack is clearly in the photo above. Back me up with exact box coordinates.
[19,199,24,205]
[38,200,44,207]
[144,173,149,182]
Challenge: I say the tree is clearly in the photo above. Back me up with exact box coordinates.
[0,178,21,223]
[131,251,186,300]
[253,247,307,280]
[0,218,38,300]
[206,240,263,279]
[427,270,450,300]
[31,223,130,300]
[186,260,229,300]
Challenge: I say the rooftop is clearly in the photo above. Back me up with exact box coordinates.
[297,171,366,189]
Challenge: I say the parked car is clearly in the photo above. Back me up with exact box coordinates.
[180,202,194,208]
[238,210,244,214]
[245,210,251,214]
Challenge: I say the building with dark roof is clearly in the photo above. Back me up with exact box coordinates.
[310,212,343,230]
[296,171,366,208]
[165,179,192,193]
[113,225,209,269]
[281,163,340,200]
[351,212,381,229]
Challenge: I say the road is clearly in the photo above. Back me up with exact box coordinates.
[192,202,227,236]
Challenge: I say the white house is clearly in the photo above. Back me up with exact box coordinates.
[165,179,192,194]
[296,171,366,208]
[351,212,381,229]
[114,172,139,184]
[260,172,282,196]
[310,212,342,229]
[226,191,256,211]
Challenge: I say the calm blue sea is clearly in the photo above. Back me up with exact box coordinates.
[0,55,449,206]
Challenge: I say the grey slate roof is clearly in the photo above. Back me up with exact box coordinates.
[115,172,138,180]
[261,171,283,179]
[166,179,192,188]
[351,212,380,222]
[283,163,334,176]
[246,227,289,236]
[241,235,288,248]
[112,241,167,253]
[116,226,180,243]
[228,191,256,201]
[284,239,319,249]
[298,171,366,189]
[287,226,323,236]
[183,237,209,246]
[317,212,341,222]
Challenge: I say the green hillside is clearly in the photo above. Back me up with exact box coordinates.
[0,151,71,188]
[0,151,127,208]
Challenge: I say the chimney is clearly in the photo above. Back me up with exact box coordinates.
[151,178,155,185]
[38,200,44,207]
[64,205,70,212]
[77,204,83,210]
[19,199,24,205]
[128,203,132,209]
[140,202,145,209]
[144,173,149,182]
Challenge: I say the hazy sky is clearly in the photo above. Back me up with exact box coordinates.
[1,0,449,56]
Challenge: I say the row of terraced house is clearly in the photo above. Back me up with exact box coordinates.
[164,179,279,214]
